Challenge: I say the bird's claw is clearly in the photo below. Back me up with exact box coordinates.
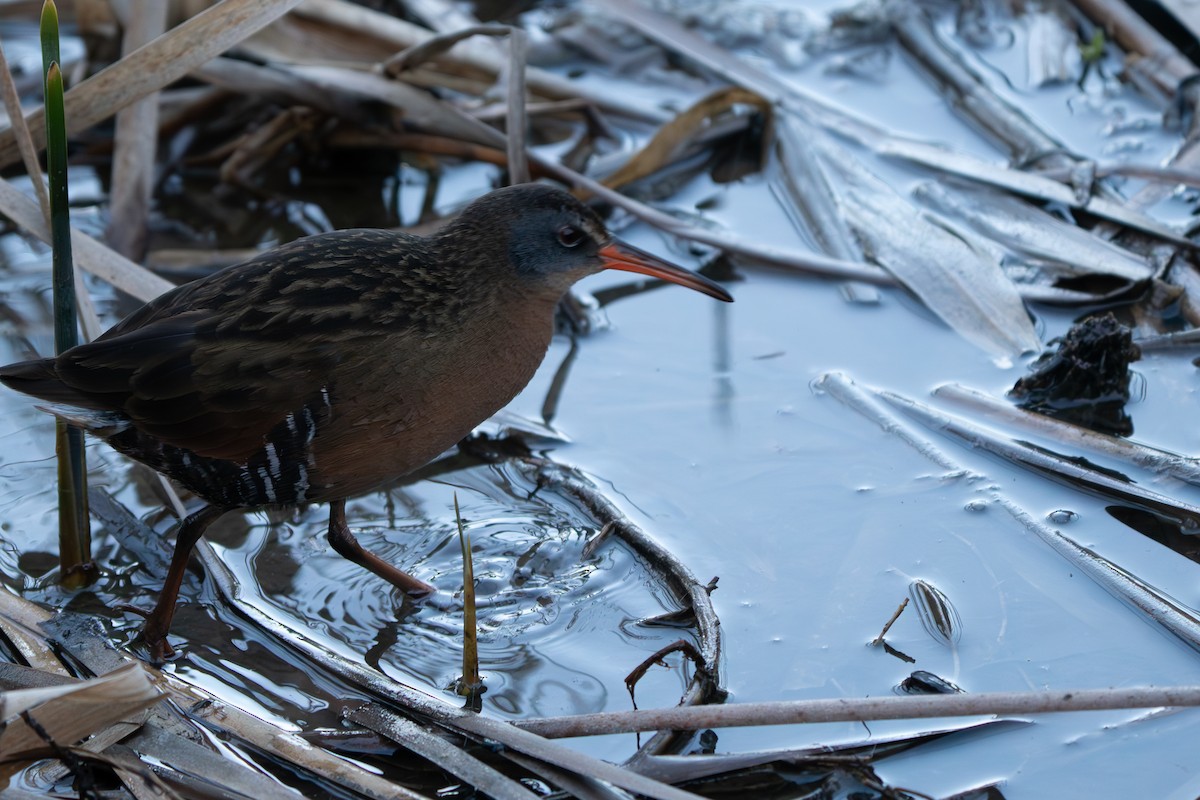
[116,603,176,664]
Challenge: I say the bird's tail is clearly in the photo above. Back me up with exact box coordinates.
[0,358,129,435]
[0,358,67,399]
[1,357,100,405]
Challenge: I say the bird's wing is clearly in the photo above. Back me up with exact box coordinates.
[40,230,439,462]
[51,311,342,461]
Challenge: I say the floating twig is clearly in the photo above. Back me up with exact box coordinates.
[814,372,966,474]
[625,640,708,709]
[871,597,909,646]
[821,374,1200,656]
[514,684,1200,738]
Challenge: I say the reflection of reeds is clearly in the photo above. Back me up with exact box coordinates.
[41,0,92,588]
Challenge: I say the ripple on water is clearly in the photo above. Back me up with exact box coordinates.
[219,461,703,719]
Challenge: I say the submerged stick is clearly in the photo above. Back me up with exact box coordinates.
[814,372,965,474]
[824,375,1200,657]
[347,705,538,800]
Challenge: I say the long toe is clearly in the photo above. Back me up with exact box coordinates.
[136,607,177,664]
[141,624,175,664]
[394,572,435,597]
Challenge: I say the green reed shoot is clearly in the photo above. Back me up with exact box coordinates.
[454,494,484,710]
[42,0,92,587]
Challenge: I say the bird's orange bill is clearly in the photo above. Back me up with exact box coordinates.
[599,242,733,302]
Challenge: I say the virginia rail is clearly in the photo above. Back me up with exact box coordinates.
[0,183,732,660]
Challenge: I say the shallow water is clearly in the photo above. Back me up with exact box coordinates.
[4,2,1200,797]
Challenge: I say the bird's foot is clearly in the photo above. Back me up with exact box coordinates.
[387,571,435,598]
[327,499,437,598]
[116,603,177,664]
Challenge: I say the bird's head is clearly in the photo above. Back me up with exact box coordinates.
[441,184,733,302]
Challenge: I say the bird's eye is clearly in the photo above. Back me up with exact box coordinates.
[557,225,584,248]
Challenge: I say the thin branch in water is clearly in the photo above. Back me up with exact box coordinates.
[344,704,569,800]
[871,597,909,646]
[515,684,1200,738]
[625,640,708,710]
[881,388,1200,529]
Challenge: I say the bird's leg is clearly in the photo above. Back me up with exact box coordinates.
[134,503,228,662]
[326,499,435,596]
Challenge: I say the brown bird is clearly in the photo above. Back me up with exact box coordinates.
[0,183,732,660]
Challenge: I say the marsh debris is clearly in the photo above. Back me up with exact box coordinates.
[1009,313,1141,436]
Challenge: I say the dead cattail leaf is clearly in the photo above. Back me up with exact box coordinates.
[383,23,510,75]
[602,86,772,192]
[0,174,174,302]
[0,0,307,169]
[0,588,69,676]
[0,663,160,756]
